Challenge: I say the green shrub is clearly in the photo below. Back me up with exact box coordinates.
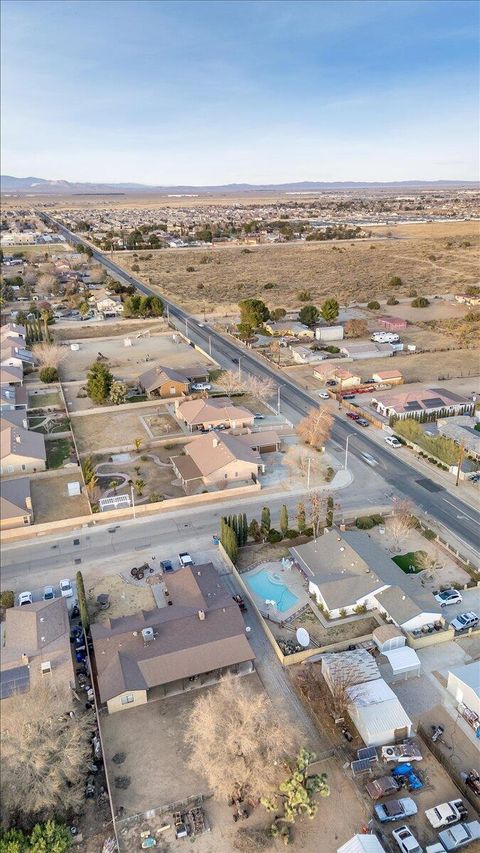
[339,608,347,619]
[422,528,436,541]
[370,514,384,525]
[325,466,335,483]
[267,528,282,543]
[264,282,276,290]
[355,516,375,529]
[39,366,58,383]
[304,526,313,537]
[353,603,367,614]
[186,265,195,272]
[285,529,299,539]
[367,300,380,310]
[411,296,430,308]
[386,296,399,305]
[140,455,148,461]
[323,345,340,354]
[0,590,14,609]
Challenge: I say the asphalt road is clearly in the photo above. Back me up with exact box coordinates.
[39,214,480,554]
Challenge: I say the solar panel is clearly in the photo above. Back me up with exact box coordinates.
[351,758,375,776]
[357,746,378,762]
[423,397,444,408]
[0,665,30,700]
[404,401,421,410]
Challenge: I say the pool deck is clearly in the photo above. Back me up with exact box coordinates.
[243,560,310,621]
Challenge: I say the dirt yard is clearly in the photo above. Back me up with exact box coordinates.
[30,472,90,522]
[111,221,480,314]
[87,573,155,623]
[57,331,213,382]
[270,609,380,648]
[92,453,185,503]
[70,406,181,453]
[53,319,167,341]
[369,526,472,590]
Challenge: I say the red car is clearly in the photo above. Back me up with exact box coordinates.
[346,412,360,420]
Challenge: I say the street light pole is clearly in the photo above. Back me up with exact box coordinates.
[307,456,311,489]
[185,317,189,337]
[208,335,212,357]
[238,357,242,378]
[131,485,136,520]
[277,384,282,414]
[344,434,351,470]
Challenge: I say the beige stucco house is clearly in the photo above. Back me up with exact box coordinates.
[175,396,254,431]
[0,477,33,529]
[171,431,263,492]
[0,418,46,475]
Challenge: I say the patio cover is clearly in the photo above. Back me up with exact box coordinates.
[383,647,421,677]
[338,835,386,853]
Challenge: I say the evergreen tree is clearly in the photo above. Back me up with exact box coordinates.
[261,506,271,537]
[242,513,248,546]
[248,518,262,543]
[296,501,306,533]
[76,570,89,631]
[279,505,289,537]
[86,361,113,404]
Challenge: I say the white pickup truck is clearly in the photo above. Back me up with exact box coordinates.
[425,800,468,830]
[179,552,194,568]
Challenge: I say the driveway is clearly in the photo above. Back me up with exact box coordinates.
[436,587,480,626]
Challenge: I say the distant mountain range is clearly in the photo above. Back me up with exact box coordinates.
[1,175,477,195]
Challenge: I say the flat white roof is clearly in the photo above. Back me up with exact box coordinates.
[338,835,386,853]
[448,661,480,698]
[384,647,421,674]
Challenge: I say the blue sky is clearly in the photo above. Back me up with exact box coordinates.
[1,0,478,183]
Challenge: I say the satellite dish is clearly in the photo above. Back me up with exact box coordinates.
[296,628,310,648]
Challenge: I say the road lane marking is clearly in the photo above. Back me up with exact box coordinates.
[442,498,480,526]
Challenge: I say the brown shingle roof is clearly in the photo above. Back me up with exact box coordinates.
[0,419,46,463]
[184,431,260,476]
[139,365,189,393]
[1,476,31,520]
[177,397,253,426]
[91,564,255,703]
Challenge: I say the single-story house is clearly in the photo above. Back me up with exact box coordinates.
[371,370,404,386]
[377,315,408,331]
[0,323,26,344]
[313,365,362,388]
[437,416,480,459]
[372,386,475,420]
[264,320,314,338]
[0,476,33,528]
[0,383,27,412]
[346,677,413,746]
[237,430,281,453]
[290,346,327,365]
[372,586,441,633]
[338,835,386,853]
[0,365,24,386]
[91,563,255,713]
[340,342,396,360]
[446,661,480,718]
[175,397,254,431]
[0,343,35,370]
[315,325,344,342]
[95,295,123,316]
[0,598,74,704]
[139,365,191,398]
[171,431,263,492]
[0,418,46,475]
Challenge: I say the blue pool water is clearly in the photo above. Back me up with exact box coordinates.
[245,569,298,613]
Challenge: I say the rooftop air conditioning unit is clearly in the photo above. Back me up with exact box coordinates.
[142,627,154,644]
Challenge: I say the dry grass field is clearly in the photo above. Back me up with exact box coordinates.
[111,221,480,314]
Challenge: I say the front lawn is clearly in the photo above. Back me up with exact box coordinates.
[392,551,426,574]
[46,438,75,469]
[28,391,61,409]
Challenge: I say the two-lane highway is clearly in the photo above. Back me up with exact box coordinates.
[39,213,480,553]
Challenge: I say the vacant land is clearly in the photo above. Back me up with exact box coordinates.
[270,609,379,647]
[112,221,480,314]
[53,319,167,341]
[30,472,90,523]
[70,406,181,453]
[87,573,155,623]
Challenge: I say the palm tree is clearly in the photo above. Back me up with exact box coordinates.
[134,478,146,497]
[40,309,51,343]
[133,437,143,452]
[110,479,119,496]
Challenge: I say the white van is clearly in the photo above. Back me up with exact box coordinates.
[191,382,211,391]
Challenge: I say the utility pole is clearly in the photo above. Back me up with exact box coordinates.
[455,441,465,487]
[131,485,136,520]
[307,456,311,489]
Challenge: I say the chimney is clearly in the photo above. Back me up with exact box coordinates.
[212,436,219,448]
[198,609,205,620]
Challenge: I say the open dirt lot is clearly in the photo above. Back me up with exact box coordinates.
[111,221,480,314]
[58,331,213,382]
[71,405,181,453]
[101,673,372,853]
[270,609,380,647]
[87,573,155,622]
[30,472,90,522]
[369,525,472,590]
[53,318,167,341]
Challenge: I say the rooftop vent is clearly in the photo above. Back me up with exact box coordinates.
[142,627,154,644]
[198,610,205,621]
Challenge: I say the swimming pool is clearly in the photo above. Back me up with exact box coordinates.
[245,569,298,613]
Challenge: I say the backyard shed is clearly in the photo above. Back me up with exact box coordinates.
[383,647,421,680]
[372,625,405,653]
[347,678,412,747]
[338,834,386,853]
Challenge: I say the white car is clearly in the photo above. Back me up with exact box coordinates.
[18,591,33,606]
[318,391,330,399]
[43,586,55,601]
[425,799,467,829]
[60,578,73,598]
[191,382,211,391]
[450,612,479,633]
[392,825,423,853]
[385,436,402,448]
[435,589,462,607]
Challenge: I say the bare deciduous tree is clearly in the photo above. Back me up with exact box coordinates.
[386,498,416,551]
[344,319,368,338]
[284,445,324,482]
[36,273,57,297]
[1,685,93,825]
[89,265,105,284]
[296,409,333,450]
[415,549,443,578]
[32,343,67,370]
[184,675,297,803]
[215,370,247,396]
[244,374,276,402]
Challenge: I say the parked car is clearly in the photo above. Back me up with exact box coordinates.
[43,586,55,601]
[254,413,265,419]
[342,393,356,400]
[60,578,73,598]
[392,825,423,853]
[231,357,239,364]
[179,552,194,568]
[425,800,468,829]
[426,845,446,853]
[374,797,418,824]
[160,559,174,573]
[318,391,330,399]
[385,436,403,448]
[346,411,360,420]
[325,379,338,387]
[438,821,480,850]
[366,775,400,801]
[191,382,211,391]
[450,612,479,632]
[435,589,462,607]
[18,591,33,606]
[357,418,370,427]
